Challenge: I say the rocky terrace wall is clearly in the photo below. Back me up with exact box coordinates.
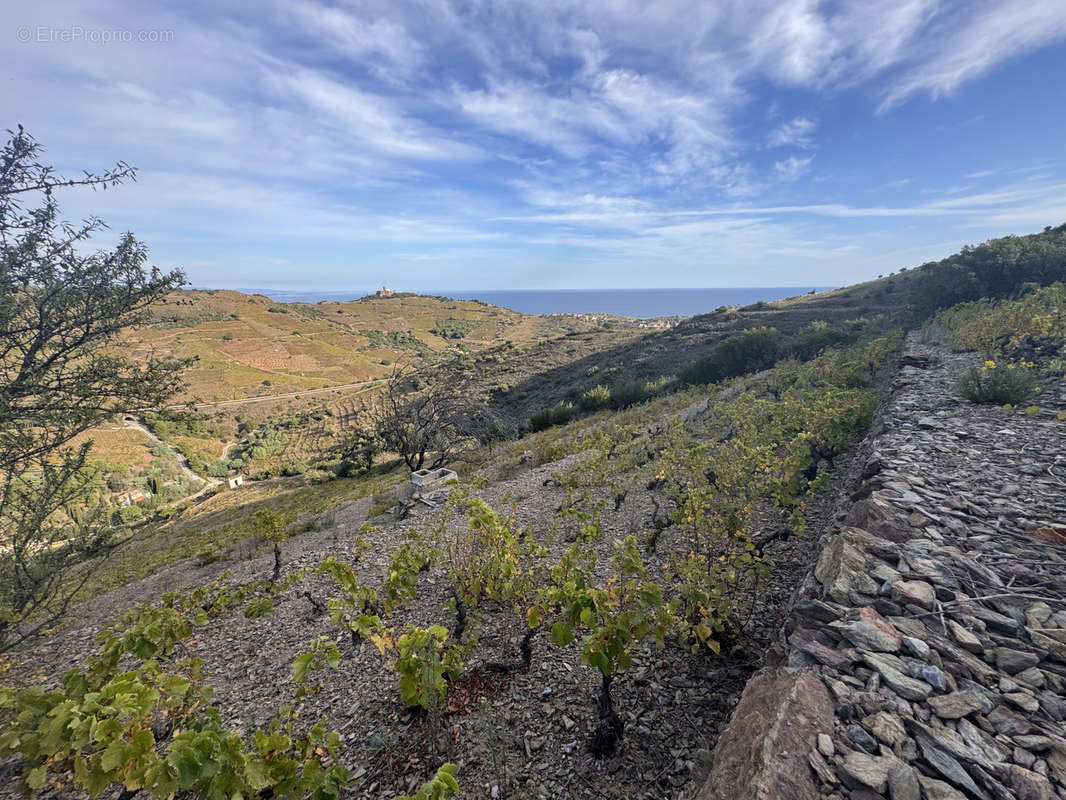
[699,332,1066,800]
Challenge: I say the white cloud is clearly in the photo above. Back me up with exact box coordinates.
[3,0,1065,289]
[270,67,477,161]
[774,155,814,182]
[278,2,426,82]
[748,0,837,85]
[455,67,732,178]
[767,117,817,148]
[878,1,1066,110]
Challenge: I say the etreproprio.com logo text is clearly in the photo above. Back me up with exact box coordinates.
[16,25,175,44]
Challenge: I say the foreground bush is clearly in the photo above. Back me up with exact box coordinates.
[956,360,1036,405]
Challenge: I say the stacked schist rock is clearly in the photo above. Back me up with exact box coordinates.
[701,334,1066,800]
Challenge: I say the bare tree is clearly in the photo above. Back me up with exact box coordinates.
[367,358,510,471]
[0,126,189,651]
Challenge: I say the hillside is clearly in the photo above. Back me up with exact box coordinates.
[703,317,1066,800]
[12,276,1066,797]
[4,323,901,800]
[2,227,1066,800]
[84,290,644,506]
[134,289,639,404]
[86,223,1066,502]
[482,222,1066,425]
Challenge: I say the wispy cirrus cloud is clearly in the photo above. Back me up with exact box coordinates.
[774,155,814,182]
[767,117,817,149]
[1,0,1064,290]
[877,0,1066,110]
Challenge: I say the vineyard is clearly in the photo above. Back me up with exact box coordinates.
[0,333,900,799]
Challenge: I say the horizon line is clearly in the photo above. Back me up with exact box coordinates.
[195,285,838,295]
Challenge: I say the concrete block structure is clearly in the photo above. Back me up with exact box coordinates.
[411,467,457,490]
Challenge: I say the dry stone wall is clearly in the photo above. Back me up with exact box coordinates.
[701,331,1066,800]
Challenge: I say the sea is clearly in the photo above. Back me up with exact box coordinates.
[228,287,830,319]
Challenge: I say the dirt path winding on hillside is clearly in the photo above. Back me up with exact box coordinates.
[120,417,210,487]
[169,378,386,411]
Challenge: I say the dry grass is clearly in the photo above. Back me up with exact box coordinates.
[70,426,155,468]
[83,289,627,468]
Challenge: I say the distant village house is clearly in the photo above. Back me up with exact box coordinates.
[118,489,152,507]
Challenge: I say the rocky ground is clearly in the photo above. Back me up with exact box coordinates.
[16,324,1063,800]
[701,329,1066,800]
[3,385,862,800]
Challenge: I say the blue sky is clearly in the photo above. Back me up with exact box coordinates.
[4,1,1066,291]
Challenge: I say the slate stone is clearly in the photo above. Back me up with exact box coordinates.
[986,705,1033,736]
[862,652,934,701]
[1013,735,1052,752]
[830,606,902,653]
[887,762,921,800]
[913,728,991,800]
[1006,764,1052,800]
[699,669,833,800]
[946,620,984,654]
[807,749,837,785]
[890,616,998,684]
[918,775,967,800]
[927,691,985,719]
[817,733,834,757]
[1004,691,1039,713]
[847,723,880,753]
[920,665,951,692]
[1014,667,1045,688]
[956,717,1009,765]
[902,552,959,588]
[863,711,906,746]
[815,535,880,604]
[969,763,1016,800]
[891,579,936,610]
[969,606,1020,635]
[838,752,896,794]
[901,636,929,659]
[995,647,1040,675]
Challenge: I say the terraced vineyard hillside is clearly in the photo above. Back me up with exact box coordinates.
[133,289,636,404]
[85,289,643,493]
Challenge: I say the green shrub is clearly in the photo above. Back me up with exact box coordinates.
[580,384,611,410]
[395,763,459,800]
[609,377,673,409]
[957,360,1036,405]
[786,322,851,360]
[206,461,229,478]
[682,327,781,385]
[939,283,1066,353]
[394,625,451,712]
[529,401,576,432]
